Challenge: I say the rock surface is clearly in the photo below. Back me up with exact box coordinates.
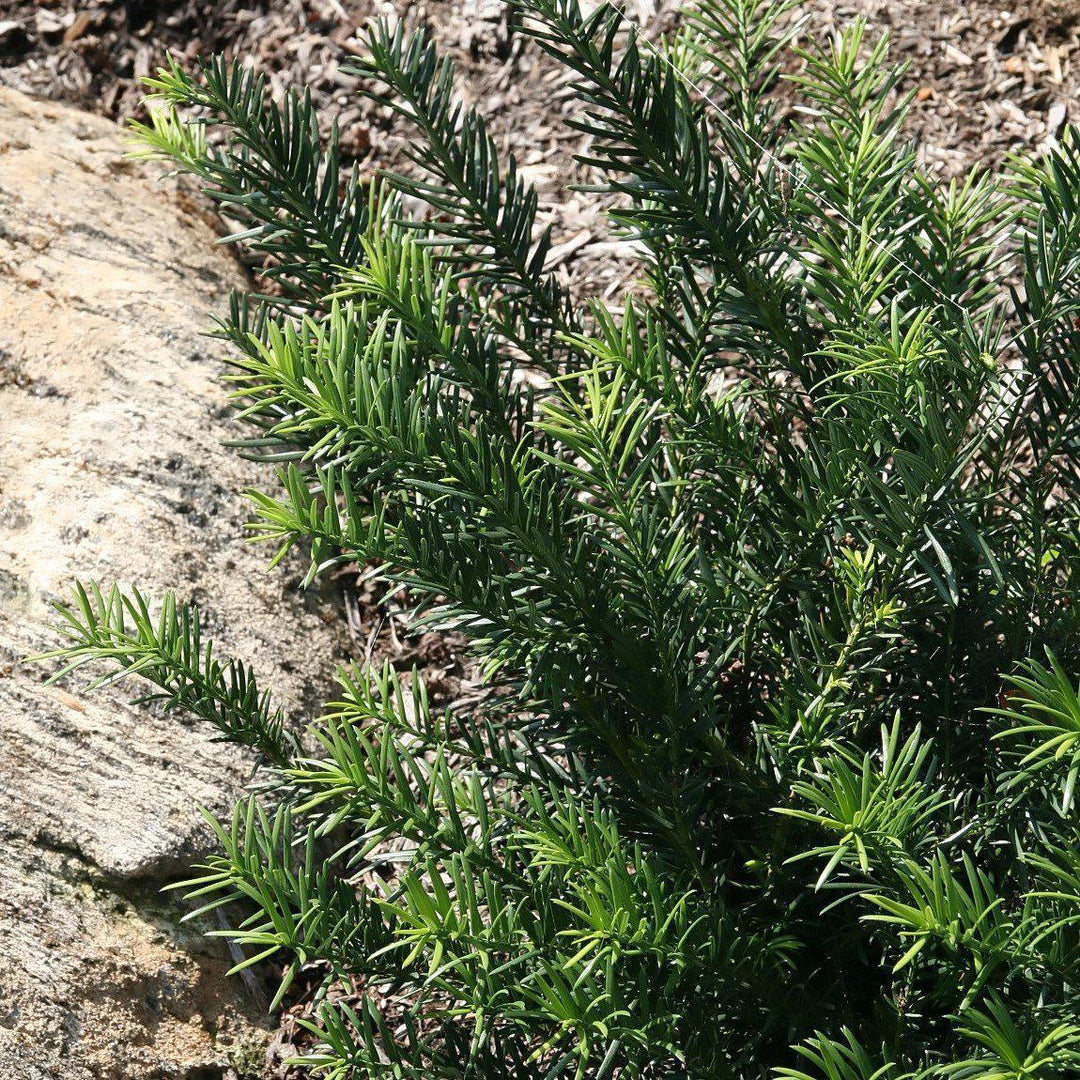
[0,88,345,1078]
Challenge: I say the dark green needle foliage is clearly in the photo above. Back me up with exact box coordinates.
[40,0,1080,1075]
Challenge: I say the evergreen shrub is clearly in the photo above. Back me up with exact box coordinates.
[42,1,1080,1075]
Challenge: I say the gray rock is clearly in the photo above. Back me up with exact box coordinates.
[0,88,345,1077]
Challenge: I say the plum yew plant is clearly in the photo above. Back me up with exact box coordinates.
[41,0,1080,1076]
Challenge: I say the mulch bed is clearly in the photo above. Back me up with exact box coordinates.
[800,0,1080,177]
